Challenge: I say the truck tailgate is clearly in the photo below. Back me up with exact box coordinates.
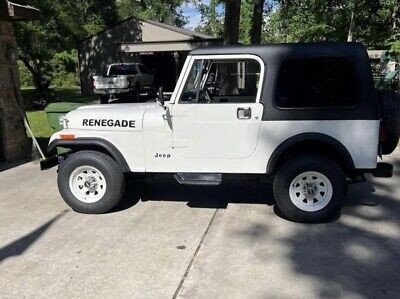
[93,76,129,90]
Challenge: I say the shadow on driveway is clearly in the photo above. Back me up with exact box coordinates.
[232,153,400,298]
[0,210,68,264]
[111,174,274,213]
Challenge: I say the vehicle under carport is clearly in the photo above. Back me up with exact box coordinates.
[78,17,221,96]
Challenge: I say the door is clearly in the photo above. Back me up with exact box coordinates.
[171,55,265,169]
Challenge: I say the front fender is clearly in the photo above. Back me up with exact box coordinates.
[47,137,131,172]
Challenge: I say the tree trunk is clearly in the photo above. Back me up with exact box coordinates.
[250,0,265,44]
[19,56,50,91]
[347,0,356,42]
[392,4,398,31]
[139,0,147,10]
[223,0,241,44]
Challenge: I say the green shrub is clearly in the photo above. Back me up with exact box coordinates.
[18,60,34,88]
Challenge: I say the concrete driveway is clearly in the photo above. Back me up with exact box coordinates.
[0,150,399,298]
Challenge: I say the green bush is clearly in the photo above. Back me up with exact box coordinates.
[50,50,80,88]
[18,60,34,88]
[18,49,80,91]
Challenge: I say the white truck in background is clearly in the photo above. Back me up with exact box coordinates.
[93,63,155,103]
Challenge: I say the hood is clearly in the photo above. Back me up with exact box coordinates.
[65,102,158,131]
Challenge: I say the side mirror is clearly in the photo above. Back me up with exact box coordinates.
[158,86,165,107]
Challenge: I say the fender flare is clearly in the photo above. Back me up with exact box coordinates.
[48,138,130,172]
[267,133,355,174]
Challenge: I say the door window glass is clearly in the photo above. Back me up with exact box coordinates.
[179,58,261,104]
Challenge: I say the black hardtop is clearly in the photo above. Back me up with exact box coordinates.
[191,42,378,121]
[190,42,369,64]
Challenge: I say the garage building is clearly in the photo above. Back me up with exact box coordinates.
[78,17,221,94]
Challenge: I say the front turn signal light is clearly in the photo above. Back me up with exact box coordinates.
[60,134,75,140]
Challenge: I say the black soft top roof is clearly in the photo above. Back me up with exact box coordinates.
[190,42,368,64]
[191,42,378,121]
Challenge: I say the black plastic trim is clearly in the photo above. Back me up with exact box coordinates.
[267,133,356,173]
[47,138,130,172]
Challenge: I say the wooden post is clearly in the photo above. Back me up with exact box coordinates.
[0,20,30,161]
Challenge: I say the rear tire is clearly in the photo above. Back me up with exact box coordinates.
[58,151,125,214]
[273,155,346,223]
[377,89,400,154]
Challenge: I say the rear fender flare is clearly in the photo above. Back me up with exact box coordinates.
[267,133,355,174]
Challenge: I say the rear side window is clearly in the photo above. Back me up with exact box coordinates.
[275,57,358,108]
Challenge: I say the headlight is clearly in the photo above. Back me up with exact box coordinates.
[59,115,69,129]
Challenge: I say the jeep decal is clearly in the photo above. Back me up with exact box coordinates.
[82,119,135,128]
[155,153,171,158]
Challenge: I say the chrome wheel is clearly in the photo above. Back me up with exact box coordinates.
[289,171,333,212]
[69,165,107,203]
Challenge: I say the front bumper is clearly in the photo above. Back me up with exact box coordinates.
[40,156,60,170]
[94,88,130,95]
[40,152,68,171]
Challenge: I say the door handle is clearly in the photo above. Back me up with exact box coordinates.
[237,107,251,119]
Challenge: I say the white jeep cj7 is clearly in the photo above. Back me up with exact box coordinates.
[41,43,399,223]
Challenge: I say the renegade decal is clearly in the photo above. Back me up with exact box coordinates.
[82,119,135,128]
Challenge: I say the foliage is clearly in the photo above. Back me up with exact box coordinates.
[239,0,253,44]
[50,50,80,88]
[14,0,400,97]
[195,0,224,37]
[117,0,188,26]
[14,0,119,92]
[15,0,188,96]
[196,0,272,44]
[18,60,34,88]
[263,0,399,55]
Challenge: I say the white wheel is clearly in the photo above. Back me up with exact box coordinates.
[289,171,333,212]
[69,165,107,203]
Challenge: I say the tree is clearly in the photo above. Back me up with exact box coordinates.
[250,0,265,43]
[14,0,119,91]
[263,0,397,48]
[222,0,242,44]
[117,0,188,26]
[347,0,356,42]
[196,0,224,37]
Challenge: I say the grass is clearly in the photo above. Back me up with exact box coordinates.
[23,87,97,139]
[26,110,54,138]
[21,87,97,111]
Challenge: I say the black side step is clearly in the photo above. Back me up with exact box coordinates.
[174,173,222,186]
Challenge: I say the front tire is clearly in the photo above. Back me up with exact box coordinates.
[58,151,125,214]
[273,155,346,223]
